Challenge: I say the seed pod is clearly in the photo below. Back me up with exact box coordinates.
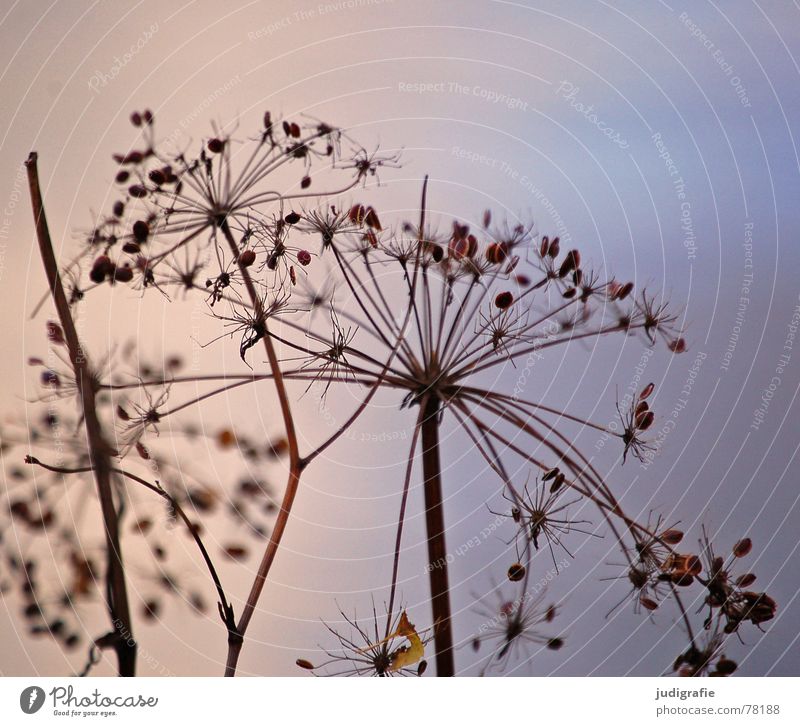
[364,206,382,230]
[495,291,514,309]
[558,250,580,277]
[142,600,160,620]
[284,211,301,225]
[550,472,566,493]
[507,563,526,582]
[660,529,684,546]
[636,410,655,431]
[686,555,702,575]
[130,111,142,127]
[132,220,149,243]
[301,175,311,189]
[547,638,564,651]
[113,265,133,283]
[548,236,560,257]
[297,250,312,266]
[296,659,315,670]
[428,244,444,263]
[485,242,507,264]
[539,235,550,258]
[238,250,256,267]
[207,138,225,153]
[640,596,659,611]
[148,169,166,185]
[669,338,687,353]
[736,573,756,588]
[640,382,655,400]
[617,281,634,299]
[90,255,115,283]
[671,571,694,587]
[128,184,148,198]
[46,321,65,344]
[715,658,737,676]
[733,538,752,558]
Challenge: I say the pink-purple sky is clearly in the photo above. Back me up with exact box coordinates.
[1,0,799,676]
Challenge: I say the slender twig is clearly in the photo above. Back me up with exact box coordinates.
[218,219,303,677]
[25,152,136,676]
[24,456,238,643]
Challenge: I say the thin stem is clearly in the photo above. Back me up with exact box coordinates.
[219,219,302,677]
[25,152,136,676]
[386,407,424,636]
[25,457,238,643]
[420,394,455,677]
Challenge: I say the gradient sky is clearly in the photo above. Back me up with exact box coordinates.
[1,0,799,676]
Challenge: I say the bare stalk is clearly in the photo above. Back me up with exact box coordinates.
[420,394,455,676]
[25,152,136,676]
[218,219,303,677]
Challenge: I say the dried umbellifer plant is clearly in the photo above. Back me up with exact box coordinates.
[277,183,774,677]
[4,106,775,678]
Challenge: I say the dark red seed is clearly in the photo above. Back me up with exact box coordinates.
[736,573,757,588]
[636,410,655,431]
[207,138,224,153]
[115,170,130,184]
[113,265,133,283]
[669,338,687,353]
[284,211,301,225]
[130,112,142,127]
[733,538,752,558]
[507,563,526,582]
[301,176,311,189]
[495,291,514,310]
[112,201,125,217]
[661,529,684,546]
[129,184,147,198]
[148,169,166,185]
[132,220,149,243]
[239,250,256,267]
[297,250,311,266]
[716,658,737,675]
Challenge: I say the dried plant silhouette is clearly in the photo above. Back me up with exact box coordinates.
[1,109,775,677]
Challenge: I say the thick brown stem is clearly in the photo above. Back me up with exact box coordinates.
[420,395,455,676]
[25,153,136,676]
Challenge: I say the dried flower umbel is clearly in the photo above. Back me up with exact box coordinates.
[8,109,775,677]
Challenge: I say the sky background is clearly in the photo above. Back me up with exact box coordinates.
[1,0,799,676]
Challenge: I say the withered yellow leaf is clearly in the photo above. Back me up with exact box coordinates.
[388,611,424,672]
